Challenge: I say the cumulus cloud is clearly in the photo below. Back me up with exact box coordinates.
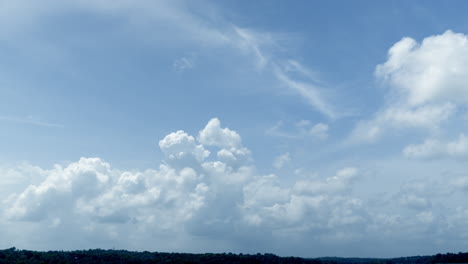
[159,130,210,167]
[352,30,468,142]
[199,118,251,169]
[0,118,371,254]
[6,158,113,221]
[198,118,241,148]
[3,118,468,255]
[240,167,366,239]
[376,30,468,106]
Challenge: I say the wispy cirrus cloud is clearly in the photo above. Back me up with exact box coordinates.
[0,115,63,128]
[0,0,342,120]
[267,119,329,140]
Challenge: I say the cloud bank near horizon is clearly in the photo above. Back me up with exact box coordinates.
[2,118,468,257]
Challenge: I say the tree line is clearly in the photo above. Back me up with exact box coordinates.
[1,247,467,264]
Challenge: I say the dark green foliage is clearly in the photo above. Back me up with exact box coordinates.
[0,248,467,264]
[0,248,324,264]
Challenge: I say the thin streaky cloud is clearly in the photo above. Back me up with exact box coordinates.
[274,66,337,119]
[0,115,64,128]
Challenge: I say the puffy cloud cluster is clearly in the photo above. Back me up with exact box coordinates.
[0,118,371,253]
[4,118,468,256]
[376,31,468,106]
[159,130,210,167]
[353,31,468,142]
[241,168,363,230]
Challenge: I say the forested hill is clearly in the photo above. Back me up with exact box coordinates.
[1,248,468,264]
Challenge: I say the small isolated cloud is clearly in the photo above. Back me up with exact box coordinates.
[309,123,329,140]
[173,56,195,72]
[403,134,468,159]
[273,152,290,169]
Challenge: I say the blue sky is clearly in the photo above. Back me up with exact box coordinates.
[3,0,468,258]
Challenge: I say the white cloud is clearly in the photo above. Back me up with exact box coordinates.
[352,31,468,142]
[292,167,358,195]
[4,118,468,255]
[284,59,321,81]
[0,115,64,128]
[266,121,298,139]
[403,134,468,159]
[240,167,363,236]
[159,130,210,167]
[310,123,329,139]
[451,177,468,192]
[273,152,291,169]
[173,56,195,72]
[351,103,455,142]
[0,118,369,253]
[198,118,241,148]
[6,158,113,221]
[233,26,270,69]
[5,1,468,255]
[3,119,256,229]
[267,120,330,140]
[1,0,340,122]
[198,118,252,170]
[376,30,468,106]
[275,67,337,119]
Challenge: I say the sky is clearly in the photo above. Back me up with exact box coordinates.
[2,0,468,258]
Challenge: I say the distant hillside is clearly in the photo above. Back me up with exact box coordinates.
[1,248,468,264]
